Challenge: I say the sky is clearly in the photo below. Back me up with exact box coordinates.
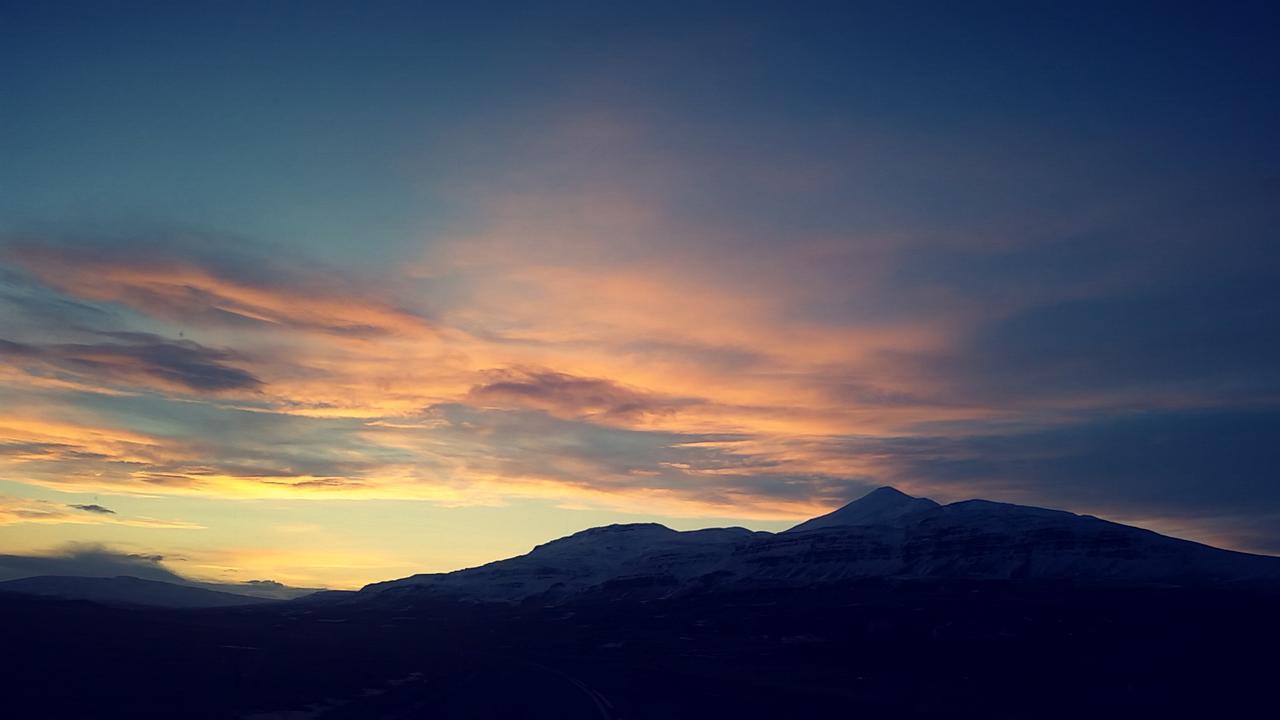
[2,1,1279,589]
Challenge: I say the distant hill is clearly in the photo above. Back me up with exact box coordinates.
[0,575,277,608]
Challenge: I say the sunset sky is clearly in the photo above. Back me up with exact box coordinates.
[2,1,1278,588]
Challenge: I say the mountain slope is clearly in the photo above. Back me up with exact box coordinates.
[0,575,277,608]
[360,487,1280,604]
[786,486,939,532]
[739,498,1280,586]
[364,524,766,603]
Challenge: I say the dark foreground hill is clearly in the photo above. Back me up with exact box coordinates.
[3,579,1278,719]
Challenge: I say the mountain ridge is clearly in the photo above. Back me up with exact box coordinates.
[361,486,1280,604]
[8,488,1278,609]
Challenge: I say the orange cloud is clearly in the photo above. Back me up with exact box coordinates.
[7,241,434,338]
[0,200,981,523]
[0,156,1126,535]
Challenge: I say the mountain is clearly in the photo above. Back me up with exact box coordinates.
[785,485,939,532]
[364,524,767,603]
[0,575,278,608]
[361,487,1280,604]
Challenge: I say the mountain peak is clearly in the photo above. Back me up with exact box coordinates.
[785,485,940,533]
[862,486,912,500]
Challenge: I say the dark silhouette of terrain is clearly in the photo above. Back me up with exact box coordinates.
[4,580,1278,718]
[365,487,1280,602]
[0,575,276,608]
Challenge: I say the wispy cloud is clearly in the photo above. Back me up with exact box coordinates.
[4,234,434,338]
[467,368,699,422]
[0,496,201,529]
[0,333,261,394]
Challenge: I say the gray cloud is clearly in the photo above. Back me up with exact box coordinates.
[0,544,185,584]
[0,332,262,393]
[67,503,115,515]
[468,368,699,420]
[885,181,1280,414]
[0,544,317,597]
[936,280,1280,408]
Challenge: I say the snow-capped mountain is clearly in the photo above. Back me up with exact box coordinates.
[363,524,768,603]
[361,487,1280,604]
[785,486,939,532]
